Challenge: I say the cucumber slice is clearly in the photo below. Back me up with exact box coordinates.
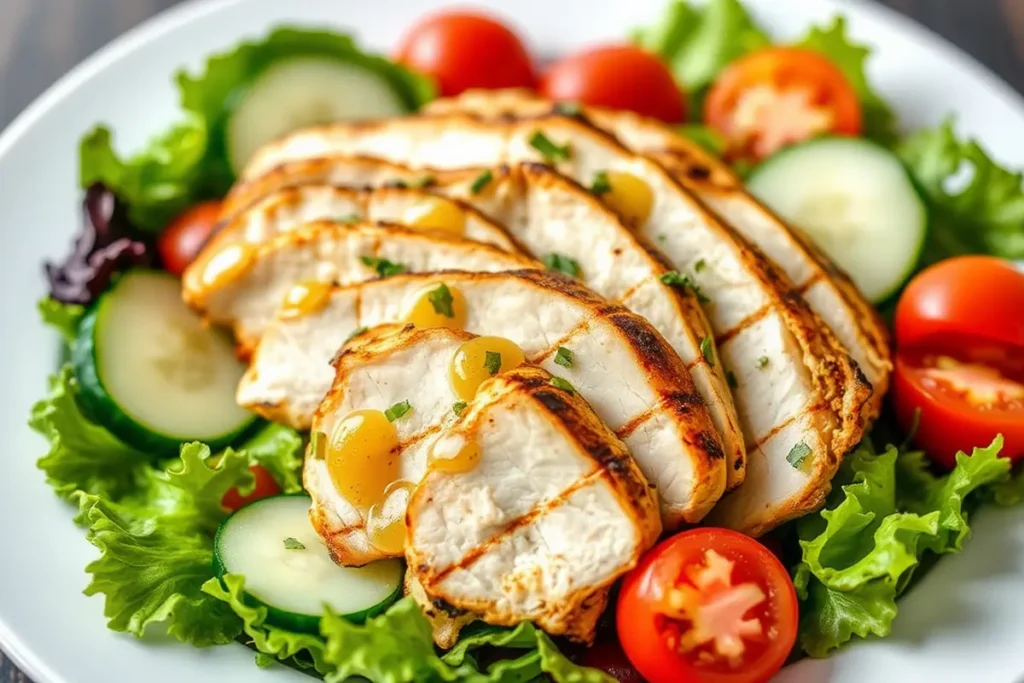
[748,136,928,303]
[72,270,256,453]
[228,57,411,174]
[213,495,403,632]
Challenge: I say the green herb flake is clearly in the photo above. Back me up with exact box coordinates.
[337,212,361,223]
[543,253,582,278]
[590,171,612,195]
[452,401,468,417]
[409,174,436,189]
[360,255,408,278]
[345,326,369,343]
[310,430,327,460]
[700,336,715,367]
[283,537,306,551]
[726,370,738,389]
[484,351,502,376]
[428,284,455,318]
[757,356,770,370]
[787,442,812,469]
[549,377,576,393]
[470,169,493,194]
[389,179,408,189]
[529,131,572,163]
[555,101,582,117]
[695,259,707,273]
[385,400,413,422]
[554,347,574,369]
[659,270,710,303]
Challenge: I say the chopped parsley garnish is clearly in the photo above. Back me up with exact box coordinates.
[385,400,412,422]
[283,537,306,551]
[310,430,327,460]
[590,171,612,195]
[726,371,738,389]
[549,377,576,393]
[337,213,361,223]
[695,259,706,273]
[659,271,710,303]
[529,131,571,163]
[360,256,408,278]
[484,351,502,376]
[700,336,715,367]
[345,326,368,343]
[389,179,408,189]
[409,174,436,189]
[554,346,574,368]
[787,442,812,469]
[543,253,582,278]
[453,401,468,417]
[757,356,770,370]
[555,101,582,117]
[428,284,455,317]
[470,169,494,194]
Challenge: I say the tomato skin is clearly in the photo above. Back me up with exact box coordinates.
[617,528,798,683]
[221,465,282,512]
[894,256,1024,350]
[157,200,223,277]
[395,12,536,97]
[705,47,861,160]
[540,45,687,123]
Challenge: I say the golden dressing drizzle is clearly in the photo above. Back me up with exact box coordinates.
[449,336,525,401]
[602,171,654,227]
[405,283,468,330]
[429,438,481,474]
[326,410,400,510]
[366,480,415,554]
[199,242,256,289]
[279,280,333,320]
[402,197,466,236]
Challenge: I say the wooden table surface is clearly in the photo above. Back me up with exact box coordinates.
[1,0,1023,680]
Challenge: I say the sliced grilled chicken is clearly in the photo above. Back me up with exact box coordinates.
[427,88,892,419]
[244,269,728,527]
[405,363,660,642]
[210,184,520,254]
[181,219,537,351]
[238,112,870,534]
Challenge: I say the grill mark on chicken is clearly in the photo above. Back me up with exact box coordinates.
[747,401,828,451]
[714,304,773,347]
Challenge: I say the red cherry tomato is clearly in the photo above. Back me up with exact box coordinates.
[541,45,687,123]
[395,12,536,97]
[892,257,1024,468]
[617,528,798,683]
[580,639,645,683]
[157,200,223,277]
[221,465,282,512]
[705,47,862,161]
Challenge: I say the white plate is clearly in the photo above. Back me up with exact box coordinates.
[2,0,1023,681]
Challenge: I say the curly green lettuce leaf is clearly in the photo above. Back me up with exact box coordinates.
[81,28,434,232]
[796,17,897,143]
[899,120,1024,263]
[794,436,1009,657]
[240,422,305,494]
[37,298,85,344]
[31,366,146,503]
[633,0,770,95]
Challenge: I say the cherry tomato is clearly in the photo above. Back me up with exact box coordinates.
[540,45,687,123]
[221,465,282,512]
[580,639,645,683]
[157,200,223,277]
[395,12,536,97]
[705,47,862,161]
[617,528,798,683]
[892,257,1024,468]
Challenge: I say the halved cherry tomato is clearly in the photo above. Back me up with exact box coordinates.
[892,256,1024,468]
[705,47,862,161]
[221,465,282,512]
[540,45,687,123]
[157,200,223,277]
[395,12,536,97]
[617,528,798,683]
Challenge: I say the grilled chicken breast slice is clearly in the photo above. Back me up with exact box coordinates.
[428,88,892,419]
[211,184,519,253]
[405,363,661,642]
[239,112,870,534]
[243,269,727,527]
[181,220,537,351]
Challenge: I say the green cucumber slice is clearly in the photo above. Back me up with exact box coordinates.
[748,136,928,303]
[72,269,256,454]
[213,494,403,632]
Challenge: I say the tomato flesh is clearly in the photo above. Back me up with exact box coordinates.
[221,465,282,512]
[617,528,797,683]
[705,47,861,161]
[157,200,223,277]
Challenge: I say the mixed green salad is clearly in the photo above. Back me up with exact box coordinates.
[31,0,1024,681]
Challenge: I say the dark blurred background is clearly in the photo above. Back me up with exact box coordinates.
[0,0,1022,680]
